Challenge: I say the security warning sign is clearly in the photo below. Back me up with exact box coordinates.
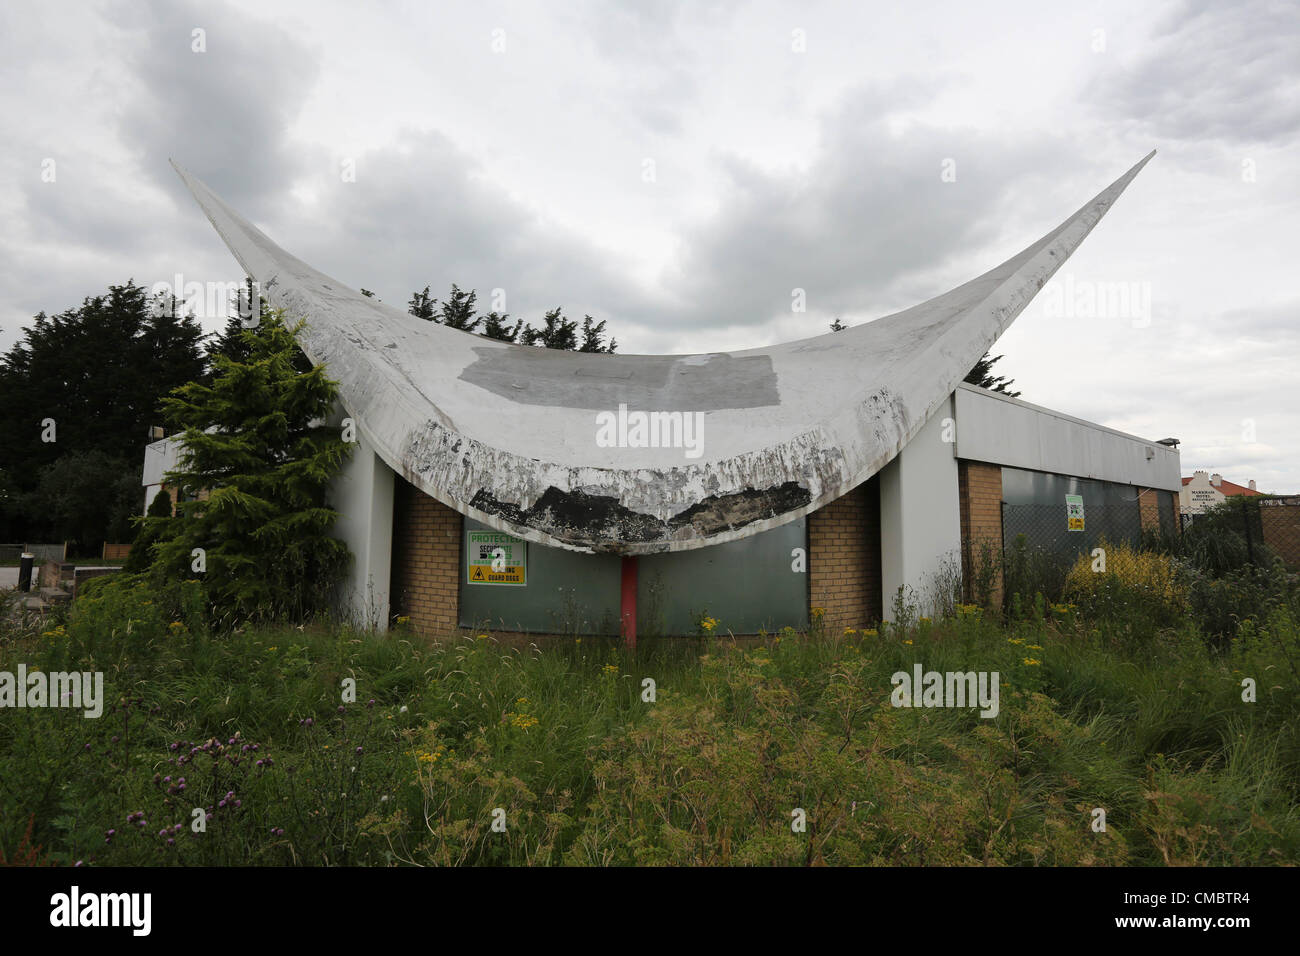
[1066,494,1085,532]
[467,530,527,586]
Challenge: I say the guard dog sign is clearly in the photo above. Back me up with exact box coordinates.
[467,530,527,586]
[1066,494,1085,532]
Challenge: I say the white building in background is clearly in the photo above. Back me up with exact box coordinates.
[1179,469,1263,517]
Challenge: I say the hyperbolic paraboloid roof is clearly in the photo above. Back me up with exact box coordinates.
[173,152,1154,555]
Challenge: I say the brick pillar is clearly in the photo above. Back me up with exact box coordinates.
[389,478,463,634]
[807,477,882,631]
[1138,488,1161,533]
[958,460,1003,608]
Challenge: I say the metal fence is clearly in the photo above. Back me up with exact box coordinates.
[996,499,1146,608]
[0,542,66,562]
[1185,496,1300,571]
[988,494,1300,611]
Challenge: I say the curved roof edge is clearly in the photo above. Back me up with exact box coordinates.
[172,151,1154,554]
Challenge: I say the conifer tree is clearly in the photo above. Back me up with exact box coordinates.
[963,352,1021,397]
[149,311,352,624]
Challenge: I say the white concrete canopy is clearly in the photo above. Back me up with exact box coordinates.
[172,152,1153,555]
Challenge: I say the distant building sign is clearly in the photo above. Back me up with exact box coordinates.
[467,530,527,586]
[1066,494,1085,532]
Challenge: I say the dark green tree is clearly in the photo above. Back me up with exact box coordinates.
[578,315,617,353]
[123,487,173,573]
[481,310,524,342]
[23,450,139,551]
[208,281,311,374]
[522,307,578,350]
[0,279,207,541]
[963,352,1021,397]
[410,284,482,332]
[149,311,352,624]
[407,286,436,321]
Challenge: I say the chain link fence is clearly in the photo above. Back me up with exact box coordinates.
[970,494,1300,615]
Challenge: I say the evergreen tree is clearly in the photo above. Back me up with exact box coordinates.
[409,284,482,332]
[0,279,207,541]
[578,315,617,353]
[522,307,578,350]
[963,352,1021,397]
[208,281,311,374]
[123,487,172,573]
[150,311,352,624]
[407,286,436,320]
[481,311,524,342]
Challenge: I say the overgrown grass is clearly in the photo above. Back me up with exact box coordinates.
[0,581,1296,866]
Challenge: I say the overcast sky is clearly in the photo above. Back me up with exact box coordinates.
[2,0,1296,490]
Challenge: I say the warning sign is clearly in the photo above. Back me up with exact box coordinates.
[467,530,527,586]
[1066,494,1085,532]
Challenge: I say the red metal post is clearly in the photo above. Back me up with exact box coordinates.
[620,555,638,650]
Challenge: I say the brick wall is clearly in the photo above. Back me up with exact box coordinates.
[1261,499,1300,570]
[1138,488,1161,532]
[958,460,1003,606]
[807,477,882,630]
[390,478,463,634]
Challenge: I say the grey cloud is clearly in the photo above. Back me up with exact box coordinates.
[109,0,322,211]
[1088,0,1300,146]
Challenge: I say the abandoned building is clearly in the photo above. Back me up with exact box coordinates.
[152,152,1181,640]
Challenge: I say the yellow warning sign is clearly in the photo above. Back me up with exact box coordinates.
[467,530,527,586]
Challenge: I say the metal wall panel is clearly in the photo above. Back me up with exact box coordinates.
[637,519,809,636]
[458,518,622,634]
[458,517,809,636]
[1000,467,1143,563]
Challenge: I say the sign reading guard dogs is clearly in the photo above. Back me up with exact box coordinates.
[467,530,527,586]
[1066,494,1085,532]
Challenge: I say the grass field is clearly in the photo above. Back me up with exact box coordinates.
[1,570,1296,866]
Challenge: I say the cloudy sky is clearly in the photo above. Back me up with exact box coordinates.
[2,0,1296,490]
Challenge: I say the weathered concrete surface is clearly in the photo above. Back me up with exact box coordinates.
[171,152,1154,555]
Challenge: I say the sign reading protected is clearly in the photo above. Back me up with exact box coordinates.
[1065,494,1085,532]
[466,530,527,586]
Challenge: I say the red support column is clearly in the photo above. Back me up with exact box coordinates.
[620,555,638,650]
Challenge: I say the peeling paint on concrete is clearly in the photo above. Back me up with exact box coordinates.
[170,151,1154,555]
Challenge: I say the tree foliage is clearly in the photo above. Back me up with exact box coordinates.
[963,352,1021,397]
[142,311,352,624]
[406,284,616,352]
[0,280,207,544]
